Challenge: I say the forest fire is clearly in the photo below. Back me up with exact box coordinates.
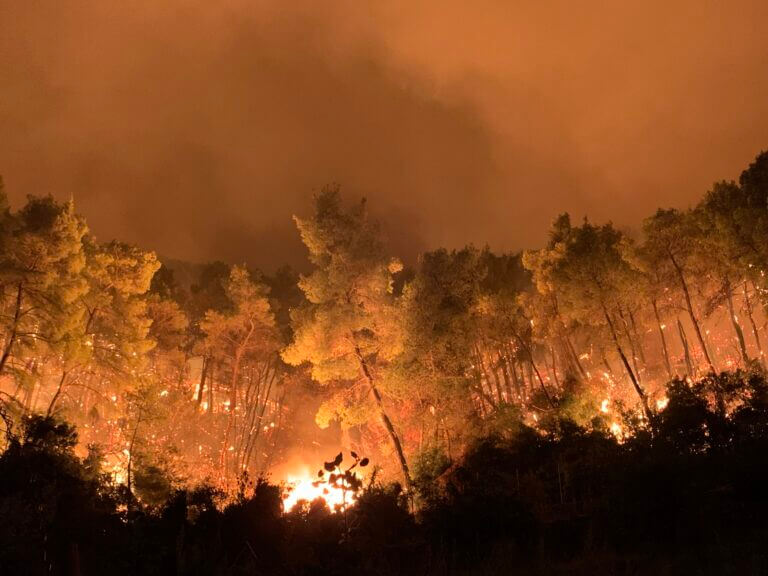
[281,472,354,512]
[281,452,368,512]
[2,0,768,570]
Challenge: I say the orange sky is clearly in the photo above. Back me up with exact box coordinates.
[2,1,767,268]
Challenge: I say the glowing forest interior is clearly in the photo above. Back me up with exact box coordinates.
[3,151,768,574]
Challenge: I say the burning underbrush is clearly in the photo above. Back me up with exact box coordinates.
[281,451,370,512]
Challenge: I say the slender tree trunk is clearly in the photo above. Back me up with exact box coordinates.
[510,358,523,404]
[724,278,749,365]
[566,334,586,378]
[549,346,561,388]
[260,388,287,475]
[490,365,505,405]
[677,318,694,377]
[474,386,489,419]
[177,349,189,387]
[628,309,647,366]
[474,374,497,412]
[240,361,269,470]
[83,306,98,336]
[23,381,35,413]
[234,366,259,474]
[474,344,491,390]
[20,362,36,412]
[499,352,514,400]
[223,347,247,481]
[525,361,534,398]
[207,363,214,413]
[473,345,498,409]
[46,371,68,416]
[743,280,765,366]
[601,304,651,420]
[513,334,555,409]
[616,305,641,382]
[552,294,587,378]
[669,252,715,372]
[353,345,412,491]
[601,351,616,381]
[542,360,554,390]
[243,366,278,472]
[652,300,673,379]
[617,306,642,381]
[230,349,243,414]
[529,358,555,408]
[10,357,34,402]
[0,282,23,375]
[127,414,142,497]
[196,355,209,406]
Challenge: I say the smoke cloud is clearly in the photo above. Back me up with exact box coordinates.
[2,1,767,269]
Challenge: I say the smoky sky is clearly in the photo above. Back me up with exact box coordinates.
[2,1,768,270]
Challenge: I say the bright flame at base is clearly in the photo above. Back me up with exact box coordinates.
[282,473,356,512]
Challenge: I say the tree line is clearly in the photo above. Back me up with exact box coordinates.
[1,151,768,496]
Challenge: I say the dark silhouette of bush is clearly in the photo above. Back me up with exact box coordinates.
[3,371,768,574]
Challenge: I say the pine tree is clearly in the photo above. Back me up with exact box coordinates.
[282,187,412,490]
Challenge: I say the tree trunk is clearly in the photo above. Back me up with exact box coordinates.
[677,318,694,377]
[196,355,209,406]
[127,415,142,496]
[743,281,765,366]
[243,366,277,473]
[652,300,673,379]
[525,361,534,397]
[552,294,587,378]
[549,346,561,388]
[669,252,715,372]
[230,349,243,414]
[207,363,215,413]
[601,304,651,421]
[617,306,642,381]
[0,282,23,375]
[474,344,491,390]
[628,309,647,366]
[529,358,555,409]
[499,352,514,401]
[601,351,616,381]
[490,365,505,405]
[513,334,555,409]
[724,278,749,365]
[566,338,587,379]
[354,345,412,491]
[473,345,498,409]
[46,371,68,416]
[510,357,523,404]
[223,347,247,481]
[240,361,271,471]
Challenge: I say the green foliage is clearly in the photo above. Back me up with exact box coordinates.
[283,187,404,438]
[133,458,174,507]
[553,375,605,429]
[412,446,451,502]
[283,186,403,384]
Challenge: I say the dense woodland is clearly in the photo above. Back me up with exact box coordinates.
[2,151,768,574]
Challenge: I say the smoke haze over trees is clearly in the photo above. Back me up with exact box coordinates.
[2,1,768,269]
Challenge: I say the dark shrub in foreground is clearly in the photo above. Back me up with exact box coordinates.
[3,371,768,574]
